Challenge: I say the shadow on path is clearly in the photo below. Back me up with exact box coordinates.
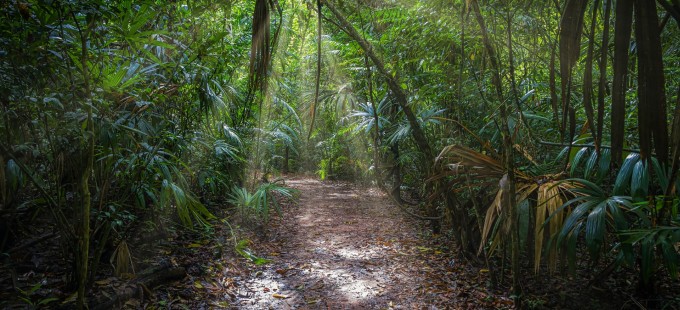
[234,178,441,309]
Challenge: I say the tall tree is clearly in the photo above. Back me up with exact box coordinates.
[611,0,633,166]
[470,0,522,304]
[321,0,440,230]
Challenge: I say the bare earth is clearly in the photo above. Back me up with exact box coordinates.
[234,177,445,309]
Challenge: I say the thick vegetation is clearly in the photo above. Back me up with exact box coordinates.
[1,0,679,308]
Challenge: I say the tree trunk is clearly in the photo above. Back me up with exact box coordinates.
[635,0,668,164]
[611,0,634,166]
[559,0,588,142]
[75,14,94,309]
[322,0,439,231]
[549,41,560,130]
[582,1,600,144]
[365,54,382,187]
[390,143,402,203]
[321,0,432,161]
[283,146,289,174]
[471,0,521,305]
[596,0,612,152]
[308,0,323,139]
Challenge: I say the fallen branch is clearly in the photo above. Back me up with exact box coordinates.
[91,262,186,310]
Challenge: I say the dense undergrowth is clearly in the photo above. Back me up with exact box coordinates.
[1,0,679,308]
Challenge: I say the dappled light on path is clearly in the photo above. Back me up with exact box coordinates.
[234,178,438,308]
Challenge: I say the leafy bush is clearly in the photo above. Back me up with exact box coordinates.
[228,181,296,226]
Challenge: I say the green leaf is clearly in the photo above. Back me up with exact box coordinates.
[630,160,649,202]
[584,150,598,179]
[597,148,611,179]
[585,202,606,260]
[651,157,669,191]
[570,147,589,176]
[613,153,640,195]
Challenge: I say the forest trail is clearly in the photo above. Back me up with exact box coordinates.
[235,177,450,308]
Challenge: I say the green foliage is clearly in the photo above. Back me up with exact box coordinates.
[16,282,59,308]
[228,182,296,226]
[235,239,271,265]
[317,159,329,181]
[551,170,680,282]
[2,0,680,305]
[0,0,262,299]
[552,178,632,264]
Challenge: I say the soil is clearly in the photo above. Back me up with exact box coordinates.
[231,177,511,309]
[236,178,432,308]
[5,176,676,309]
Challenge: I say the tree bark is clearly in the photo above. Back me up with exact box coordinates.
[635,0,668,164]
[73,11,94,310]
[582,1,600,145]
[308,0,323,140]
[597,0,612,152]
[611,0,634,166]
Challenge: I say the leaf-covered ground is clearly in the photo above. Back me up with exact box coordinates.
[3,176,678,309]
[229,177,512,309]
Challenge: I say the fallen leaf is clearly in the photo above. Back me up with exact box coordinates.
[210,301,230,307]
[273,293,288,299]
[95,278,115,285]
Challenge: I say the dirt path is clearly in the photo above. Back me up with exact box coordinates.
[234,177,443,309]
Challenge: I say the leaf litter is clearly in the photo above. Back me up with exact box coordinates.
[229,177,510,309]
[4,176,659,309]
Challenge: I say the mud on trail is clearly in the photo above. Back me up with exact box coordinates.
[234,177,459,309]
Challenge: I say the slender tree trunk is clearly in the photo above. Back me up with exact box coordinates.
[611,0,634,166]
[283,146,289,174]
[308,0,323,139]
[322,0,432,161]
[457,5,466,125]
[597,0,612,152]
[582,1,600,144]
[559,0,588,138]
[471,0,521,305]
[390,143,402,203]
[549,41,560,131]
[74,12,93,310]
[365,55,382,187]
[665,86,680,199]
[635,0,668,165]
[322,0,439,231]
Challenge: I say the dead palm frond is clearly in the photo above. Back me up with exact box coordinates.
[434,145,572,273]
[534,181,570,273]
[111,240,135,277]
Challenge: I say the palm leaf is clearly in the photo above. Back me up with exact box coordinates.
[534,181,566,273]
[613,153,640,195]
